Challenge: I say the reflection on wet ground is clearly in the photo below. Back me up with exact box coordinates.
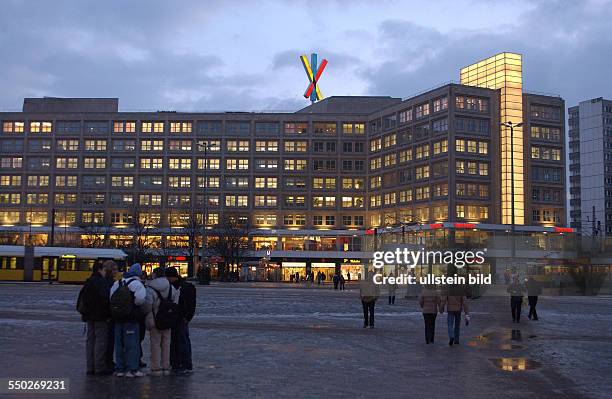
[511,329,522,341]
[490,357,542,372]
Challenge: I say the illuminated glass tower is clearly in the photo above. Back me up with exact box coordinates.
[460,52,524,225]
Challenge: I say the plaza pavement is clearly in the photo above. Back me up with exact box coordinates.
[0,282,611,398]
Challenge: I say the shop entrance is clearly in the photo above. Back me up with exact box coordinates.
[312,262,336,282]
[281,262,306,281]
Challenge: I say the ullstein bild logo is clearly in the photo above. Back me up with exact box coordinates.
[371,248,489,285]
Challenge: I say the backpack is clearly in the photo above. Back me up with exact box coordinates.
[152,287,181,330]
[76,282,91,319]
[110,279,137,321]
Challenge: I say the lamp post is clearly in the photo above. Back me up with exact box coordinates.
[501,121,523,264]
[197,142,210,278]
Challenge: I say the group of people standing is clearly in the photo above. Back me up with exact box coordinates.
[78,262,196,378]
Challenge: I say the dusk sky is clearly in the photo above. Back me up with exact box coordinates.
[0,0,611,112]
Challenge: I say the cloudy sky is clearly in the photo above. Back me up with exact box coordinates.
[0,0,610,112]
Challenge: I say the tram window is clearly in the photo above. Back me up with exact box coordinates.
[60,259,76,271]
[1,257,18,269]
[78,259,95,272]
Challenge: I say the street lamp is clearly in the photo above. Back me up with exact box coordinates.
[501,121,523,263]
[197,142,211,277]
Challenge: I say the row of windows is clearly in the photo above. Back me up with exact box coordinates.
[2,121,366,136]
[531,146,562,161]
[0,210,368,228]
[0,138,369,154]
[1,157,365,172]
[0,175,368,190]
[0,193,367,208]
[370,203,489,225]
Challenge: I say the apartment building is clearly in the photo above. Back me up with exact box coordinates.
[569,97,612,237]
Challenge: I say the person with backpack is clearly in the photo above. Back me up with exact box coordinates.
[143,267,179,376]
[166,267,197,373]
[109,263,147,377]
[78,262,113,376]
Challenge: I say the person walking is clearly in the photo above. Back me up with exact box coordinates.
[347,271,351,281]
[109,263,147,377]
[143,268,179,376]
[339,274,346,291]
[79,262,113,375]
[526,276,542,321]
[333,273,340,290]
[440,287,469,346]
[419,285,440,344]
[359,272,380,328]
[507,275,525,323]
[388,273,397,305]
[166,267,197,373]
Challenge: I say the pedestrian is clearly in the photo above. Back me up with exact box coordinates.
[507,275,525,323]
[138,272,148,369]
[347,271,351,281]
[317,271,321,285]
[166,267,197,374]
[333,273,339,290]
[339,274,346,291]
[104,261,118,373]
[526,276,542,321]
[109,263,147,377]
[440,286,469,346]
[143,267,179,376]
[321,272,326,285]
[78,262,113,375]
[359,272,380,328]
[388,273,397,305]
[419,284,440,344]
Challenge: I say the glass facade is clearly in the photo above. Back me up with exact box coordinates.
[461,52,525,225]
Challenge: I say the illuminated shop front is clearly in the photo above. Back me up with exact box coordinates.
[311,262,336,279]
[340,259,363,280]
[281,261,306,281]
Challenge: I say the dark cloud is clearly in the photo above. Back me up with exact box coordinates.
[0,0,610,112]
[361,0,612,108]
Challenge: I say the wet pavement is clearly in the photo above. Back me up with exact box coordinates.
[0,283,611,398]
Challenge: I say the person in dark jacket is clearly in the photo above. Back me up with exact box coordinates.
[507,275,525,323]
[166,267,196,373]
[526,276,542,320]
[83,262,113,375]
[333,273,340,289]
[103,261,118,374]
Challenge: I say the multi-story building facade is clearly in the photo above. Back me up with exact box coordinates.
[569,97,612,237]
[0,53,568,280]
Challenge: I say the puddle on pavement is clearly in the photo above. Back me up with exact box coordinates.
[490,358,541,372]
[467,334,490,347]
[207,364,221,369]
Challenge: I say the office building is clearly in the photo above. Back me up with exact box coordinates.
[0,53,568,280]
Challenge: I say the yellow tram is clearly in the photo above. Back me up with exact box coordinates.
[0,245,127,283]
